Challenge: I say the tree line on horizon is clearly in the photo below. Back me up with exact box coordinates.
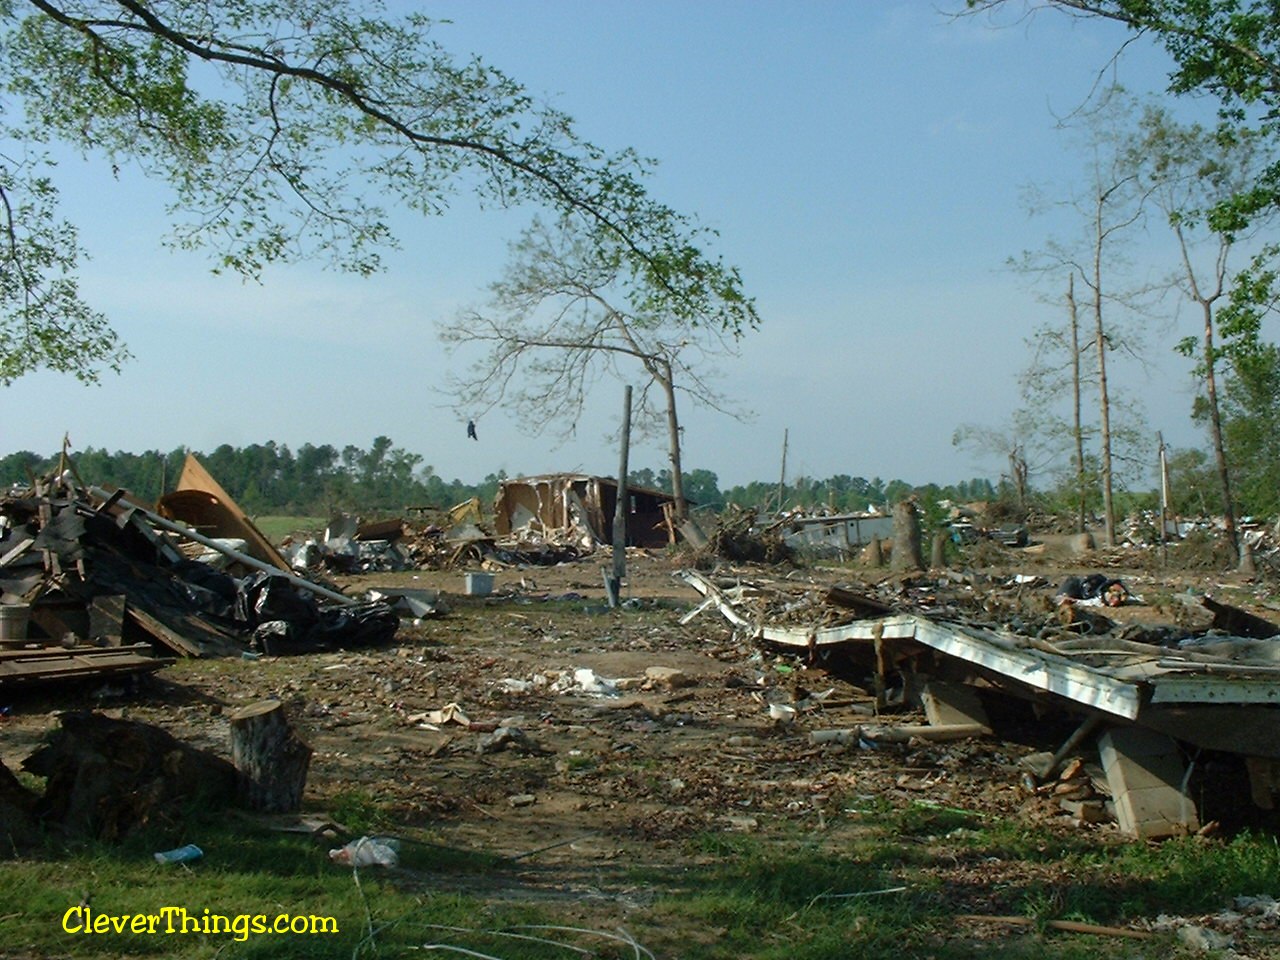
[0,438,1005,521]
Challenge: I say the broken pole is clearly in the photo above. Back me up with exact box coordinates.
[606,385,632,609]
[1158,431,1169,565]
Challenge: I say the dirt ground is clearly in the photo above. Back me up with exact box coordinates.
[4,541,1277,922]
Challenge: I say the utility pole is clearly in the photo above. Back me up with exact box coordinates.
[1159,431,1175,565]
[776,428,788,516]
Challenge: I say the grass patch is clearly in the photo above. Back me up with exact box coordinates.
[9,820,1276,959]
[328,788,393,835]
[7,784,1280,959]
[251,516,327,543]
[4,817,616,959]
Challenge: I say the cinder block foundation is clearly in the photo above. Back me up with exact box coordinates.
[1099,727,1199,839]
[920,680,991,730]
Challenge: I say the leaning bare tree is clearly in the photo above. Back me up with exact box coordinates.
[439,216,751,520]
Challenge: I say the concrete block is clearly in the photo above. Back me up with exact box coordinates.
[645,666,693,689]
[920,680,991,730]
[1059,799,1108,824]
[1099,727,1199,839]
[1111,787,1199,839]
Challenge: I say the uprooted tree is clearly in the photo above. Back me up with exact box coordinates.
[440,215,752,520]
[0,0,756,384]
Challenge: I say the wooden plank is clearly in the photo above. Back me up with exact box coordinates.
[0,643,152,661]
[89,595,127,645]
[161,454,291,571]
[0,650,171,684]
[124,607,206,658]
[0,538,35,568]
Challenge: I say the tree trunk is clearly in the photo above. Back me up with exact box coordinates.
[1068,274,1087,535]
[1093,209,1116,547]
[1009,445,1028,511]
[930,531,947,570]
[777,428,788,514]
[229,701,313,813]
[660,363,687,521]
[862,537,885,568]
[1201,300,1240,562]
[890,500,924,573]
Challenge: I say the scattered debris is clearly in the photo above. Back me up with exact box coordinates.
[329,835,400,868]
[153,843,204,864]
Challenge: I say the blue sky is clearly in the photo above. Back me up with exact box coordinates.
[1,1,1262,490]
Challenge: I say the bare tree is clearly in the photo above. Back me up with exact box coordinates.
[1014,87,1154,544]
[1128,107,1276,562]
[439,217,749,519]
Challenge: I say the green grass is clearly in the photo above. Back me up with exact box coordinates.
[5,795,1279,959]
[3,817,612,959]
[251,516,328,543]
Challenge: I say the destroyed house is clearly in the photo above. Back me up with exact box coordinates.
[493,474,685,549]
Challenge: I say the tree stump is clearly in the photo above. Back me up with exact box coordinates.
[930,531,948,570]
[22,711,237,839]
[890,500,924,573]
[1,759,39,856]
[861,538,884,568]
[228,701,312,813]
[1068,532,1095,555]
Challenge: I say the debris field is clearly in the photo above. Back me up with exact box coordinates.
[3,461,1280,955]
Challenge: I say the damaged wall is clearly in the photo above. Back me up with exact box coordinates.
[493,474,682,549]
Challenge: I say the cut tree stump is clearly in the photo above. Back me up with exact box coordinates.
[890,500,923,573]
[228,700,313,813]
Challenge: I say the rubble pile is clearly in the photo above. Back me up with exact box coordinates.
[0,472,398,673]
[700,506,793,565]
[286,512,591,576]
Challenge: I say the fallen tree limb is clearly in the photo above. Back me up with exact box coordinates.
[957,915,1154,940]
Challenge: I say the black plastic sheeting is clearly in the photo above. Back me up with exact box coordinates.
[1,492,398,654]
[243,573,398,653]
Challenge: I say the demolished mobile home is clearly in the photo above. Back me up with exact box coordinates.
[0,461,397,686]
[678,567,1280,838]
